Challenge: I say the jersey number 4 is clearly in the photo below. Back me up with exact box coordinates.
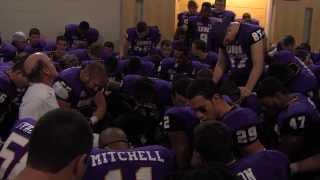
[105,167,152,180]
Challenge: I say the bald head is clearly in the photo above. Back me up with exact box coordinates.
[24,52,57,83]
[99,127,129,150]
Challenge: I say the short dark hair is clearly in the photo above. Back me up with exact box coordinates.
[194,121,235,164]
[188,0,198,8]
[56,35,67,43]
[187,78,219,100]
[126,57,143,74]
[202,2,212,8]
[136,21,148,33]
[27,109,93,173]
[29,28,40,37]
[267,63,291,85]
[193,39,207,52]
[79,21,90,31]
[295,49,310,63]
[281,35,295,49]
[297,43,311,52]
[160,40,172,48]
[172,77,194,98]
[104,41,114,50]
[83,61,107,78]
[242,12,251,19]
[88,43,104,58]
[133,77,156,103]
[183,164,239,180]
[256,76,288,98]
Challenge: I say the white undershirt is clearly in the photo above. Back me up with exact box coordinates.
[19,83,59,121]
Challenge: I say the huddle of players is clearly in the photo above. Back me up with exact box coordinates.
[1,0,320,180]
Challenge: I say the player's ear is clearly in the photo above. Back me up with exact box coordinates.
[72,154,88,177]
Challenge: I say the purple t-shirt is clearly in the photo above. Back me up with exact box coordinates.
[230,150,289,180]
[65,24,99,49]
[0,118,36,179]
[83,145,176,180]
[126,26,161,57]
[222,23,265,86]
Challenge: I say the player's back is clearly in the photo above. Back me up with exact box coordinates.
[83,145,175,180]
[230,150,289,180]
[0,118,36,180]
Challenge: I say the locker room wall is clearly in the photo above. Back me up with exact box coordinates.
[0,0,121,46]
[271,0,320,51]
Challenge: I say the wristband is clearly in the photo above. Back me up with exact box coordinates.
[90,116,99,125]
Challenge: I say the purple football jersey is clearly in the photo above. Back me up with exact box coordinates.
[276,93,320,161]
[178,12,199,27]
[83,145,176,180]
[163,106,199,137]
[230,150,289,180]
[127,26,161,57]
[65,24,99,49]
[222,23,265,86]
[122,74,172,106]
[0,118,36,180]
[159,58,207,81]
[53,67,96,116]
[211,9,236,24]
[192,51,218,68]
[222,107,262,146]
[0,43,17,63]
[188,16,218,47]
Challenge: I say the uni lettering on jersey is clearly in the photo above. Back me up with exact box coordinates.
[15,122,34,135]
[90,150,165,167]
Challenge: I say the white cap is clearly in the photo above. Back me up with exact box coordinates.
[12,31,26,42]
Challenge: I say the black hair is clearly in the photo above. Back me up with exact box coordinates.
[282,35,296,47]
[193,121,235,164]
[104,56,118,74]
[196,69,213,79]
[295,49,310,63]
[242,12,251,19]
[126,57,143,75]
[183,164,239,180]
[188,0,198,8]
[172,77,194,98]
[104,41,114,50]
[88,43,104,58]
[56,35,67,43]
[27,109,93,173]
[202,2,212,8]
[29,28,40,37]
[79,21,90,31]
[137,21,148,33]
[297,43,311,52]
[187,78,219,100]
[161,40,172,48]
[256,76,288,98]
[193,39,207,52]
[133,77,156,104]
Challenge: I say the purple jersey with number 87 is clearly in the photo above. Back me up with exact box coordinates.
[0,118,36,180]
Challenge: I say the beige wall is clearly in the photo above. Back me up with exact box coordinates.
[121,0,176,41]
[0,0,121,45]
[271,0,320,51]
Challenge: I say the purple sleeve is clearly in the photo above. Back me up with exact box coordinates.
[86,28,99,45]
[247,25,265,45]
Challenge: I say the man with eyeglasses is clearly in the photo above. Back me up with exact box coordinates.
[52,62,107,126]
